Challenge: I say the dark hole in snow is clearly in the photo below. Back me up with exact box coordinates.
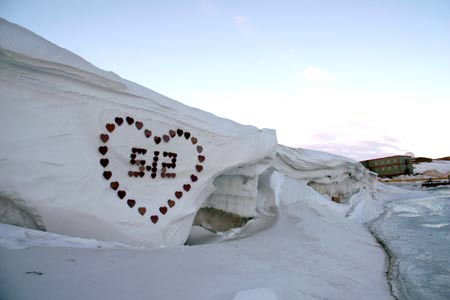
[0,195,45,231]
[193,207,252,232]
[185,208,253,245]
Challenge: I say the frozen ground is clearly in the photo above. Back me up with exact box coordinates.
[371,186,450,300]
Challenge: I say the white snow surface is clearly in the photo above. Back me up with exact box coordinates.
[0,18,277,247]
[0,175,393,300]
[0,18,379,247]
[233,288,280,300]
[413,160,450,175]
[0,223,134,250]
[0,18,396,299]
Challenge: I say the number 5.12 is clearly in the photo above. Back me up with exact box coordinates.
[128,147,177,179]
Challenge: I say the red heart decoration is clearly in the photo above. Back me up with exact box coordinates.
[151,215,159,224]
[99,146,108,155]
[127,199,136,208]
[100,117,205,224]
[106,123,115,133]
[100,158,109,168]
[100,134,109,143]
[159,206,168,215]
[110,181,119,190]
[138,207,146,216]
[126,116,134,125]
[117,190,126,199]
[115,117,124,126]
[103,171,112,180]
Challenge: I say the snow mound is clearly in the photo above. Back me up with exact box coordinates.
[414,160,450,175]
[233,288,280,300]
[274,145,376,201]
[0,18,378,247]
[0,173,392,299]
[0,18,277,247]
[0,223,133,250]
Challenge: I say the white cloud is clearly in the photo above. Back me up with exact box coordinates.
[232,15,249,26]
[178,74,449,160]
[232,15,254,34]
[300,126,409,161]
[299,66,336,87]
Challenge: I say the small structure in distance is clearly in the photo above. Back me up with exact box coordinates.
[421,176,450,188]
[360,155,413,177]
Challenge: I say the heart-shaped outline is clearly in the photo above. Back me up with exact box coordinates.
[99,116,205,224]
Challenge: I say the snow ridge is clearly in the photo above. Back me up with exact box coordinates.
[1,18,376,248]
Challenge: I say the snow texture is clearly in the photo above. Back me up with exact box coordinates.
[0,174,393,300]
[0,18,277,247]
[414,160,450,176]
[0,18,396,300]
[0,18,379,247]
[233,288,280,300]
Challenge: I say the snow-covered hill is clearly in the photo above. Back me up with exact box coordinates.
[414,160,450,177]
[0,18,378,248]
[0,18,399,300]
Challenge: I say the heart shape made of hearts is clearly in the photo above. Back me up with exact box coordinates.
[98,116,206,224]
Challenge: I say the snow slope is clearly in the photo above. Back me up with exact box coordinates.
[0,18,277,247]
[0,18,377,247]
[0,18,394,300]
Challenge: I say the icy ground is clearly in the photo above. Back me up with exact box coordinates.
[370,186,450,300]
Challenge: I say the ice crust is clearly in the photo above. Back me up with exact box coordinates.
[0,18,377,247]
[370,190,450,300]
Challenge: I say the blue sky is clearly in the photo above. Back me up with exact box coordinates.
[1,0,449,160]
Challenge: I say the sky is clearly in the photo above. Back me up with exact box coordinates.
[1,0,449,161]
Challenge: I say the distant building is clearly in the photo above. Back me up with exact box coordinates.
[360,155,413,177]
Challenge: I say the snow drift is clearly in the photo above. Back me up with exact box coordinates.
[0,18,376,247]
